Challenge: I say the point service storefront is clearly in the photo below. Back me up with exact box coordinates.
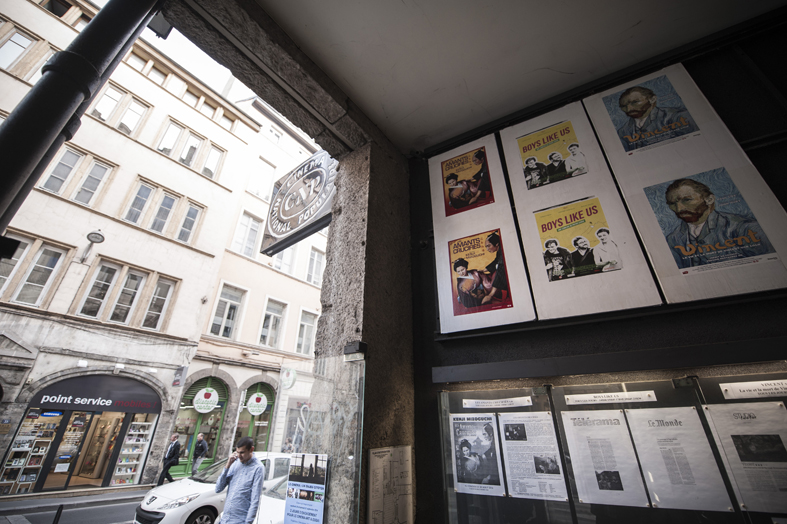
[0,375,160,495]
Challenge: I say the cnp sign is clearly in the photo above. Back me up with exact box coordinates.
[261,150,337,256]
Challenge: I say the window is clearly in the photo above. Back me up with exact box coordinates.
[211,285,244,338]
[307,249,324,286]
[248,159,275,200]
[41,0,72,17]
[13,245,65,306]
[219,114,233,131]
[73,16,90,31]
[79,263,118,318]
[42,149,82,193]
[142,278,175,330]
[166,75,186,96]
[109,270,146,323]
[202,146,223,178]
[269,127,282,143]
[0,31,34,71]
[157,122,183,156]
[179,133,203,167]
[147,66,166,85]
[178,204,201,243]
[26,48,54,84]
[273,246,295,274]
[117,99,146,135]
[199,102,216,118]
[125,183,153,223]
[73,161,109,205]
[0,237,31,294]
[260,300,285,348]
[183,91,199,108]
[232,213,260,257]
[149,193,177,233]
[91,85,124,121]
[127,52,146,72]
[296,311,317,354]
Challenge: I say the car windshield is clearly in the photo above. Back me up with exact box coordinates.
[191,458,228,483]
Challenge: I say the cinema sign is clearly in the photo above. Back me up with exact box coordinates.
[261,150,337,256]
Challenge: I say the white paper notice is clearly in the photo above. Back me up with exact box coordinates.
[561,410,649,507]
[368,446,413,524]
[449,414,506,497]
[565,391,657,405]
[704,402,787,513]
[720,380,787,400]
[463,397,532,409]
[54,463,69,473]
[498,412,568,501]
[626,407,731,511]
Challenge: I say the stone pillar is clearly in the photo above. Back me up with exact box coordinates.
[309,142,414,524]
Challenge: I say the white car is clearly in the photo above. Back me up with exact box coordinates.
[216,475,289,524]
[134,452,291,524]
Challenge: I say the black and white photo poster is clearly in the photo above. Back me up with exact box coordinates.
[583,64,787,303]
[704,402,787,513]
[449,413,505,497]
[499,102,661,319]
[498,412,568,501]
[561,409,649,507]
[626,407,731,511]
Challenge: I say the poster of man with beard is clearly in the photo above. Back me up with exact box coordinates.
[644,168,778,273]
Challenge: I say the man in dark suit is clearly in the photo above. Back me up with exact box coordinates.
[157,433,181,485]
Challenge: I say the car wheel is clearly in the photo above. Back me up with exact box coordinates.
[186,508,215,524]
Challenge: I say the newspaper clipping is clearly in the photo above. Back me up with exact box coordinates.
[448,229,513,316]
[704,402,787,513]
[440,146,495,217]
[535,197,622,282]
[449,414,506,497]
[498,412,568,501]
[602,74,699,153]
[561,410,649,507]
[626,407,731,511]
[516,121,588,189]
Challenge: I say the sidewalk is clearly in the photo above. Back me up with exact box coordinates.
[0,487,149,517]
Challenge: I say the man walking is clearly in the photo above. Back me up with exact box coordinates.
[192,433,208,476]
[216,437,265,524]
[157,433,180,486]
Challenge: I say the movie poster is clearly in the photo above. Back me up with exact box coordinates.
[602,75,699,153]
[284,453,328,524]
[535,197,621,281]
[449,413,506,497]
[516,121,588,189]
[644,168,778,274]
[448,229,513,316]
[440,146,495,217]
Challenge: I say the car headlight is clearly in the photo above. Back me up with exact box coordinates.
[157,493,200,509]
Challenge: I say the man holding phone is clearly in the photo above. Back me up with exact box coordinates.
[215,437,265,524]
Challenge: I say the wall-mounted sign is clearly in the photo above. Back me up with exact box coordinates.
[261,150,337,256]
[173,366,188,387]
[30,375,161,414]
[247,393,268,416]
[194,388,219,413]
[281,368,297,390]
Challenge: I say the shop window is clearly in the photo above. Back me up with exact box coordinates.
[79,263,119,318]
[142,277,175,330]
[12,244,66,306]
[260,299,286,348]
[273,246,295,274]
[126,52,146,72]
[109,270,146,323]
[178,204,202,243]
[73,161,110,205]
[210,285,244,338]
[0,31,34,71]
[307,249,324,286]
[177,377,229,467]
[0,236,31,294]
[149,193,178,233]
[41,148,83,194]
[124,183,154,224]
[231,213,260,257]
[235,383,275,452]
[296,311,317,355]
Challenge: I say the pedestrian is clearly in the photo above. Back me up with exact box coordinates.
[157,433,180,486]
[192,433,208,476]
[215,436,265,524]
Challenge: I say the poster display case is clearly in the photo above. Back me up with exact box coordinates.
[113,414,157,485]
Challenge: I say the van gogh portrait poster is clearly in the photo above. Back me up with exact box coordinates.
[583,64,787,303]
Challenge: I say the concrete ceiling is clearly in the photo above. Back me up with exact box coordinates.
[255,0,787,154]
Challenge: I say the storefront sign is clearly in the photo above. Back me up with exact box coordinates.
[565,391,656,405]
[41,411,62,417]
[26,409,40,419]
[261,150,337,256]
[30,375,161,414]
[281,369,297,390]
[719,380,787,399]
[194,388,219,413]
[247,393,268,416]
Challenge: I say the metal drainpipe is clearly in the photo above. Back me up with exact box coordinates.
[0,0,161,237]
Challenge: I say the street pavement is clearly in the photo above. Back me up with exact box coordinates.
[0,488,148,524]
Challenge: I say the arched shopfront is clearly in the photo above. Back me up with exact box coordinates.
[171,376,228,477]
[0,375,161,495]
[234,382,275,452]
